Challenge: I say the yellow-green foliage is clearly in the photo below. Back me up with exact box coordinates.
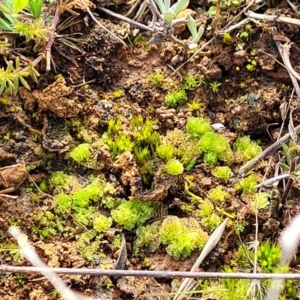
[159,129,201,166]
[177,140,201,166]
[74,207,94,225]
[111,199,157,230]
[50,171,78,189]
[212,166,233,180]
[235,174,259,193]
[208,186,229,202]
[202,241,295,299]
[257,241,281,273]
[147,72,165,87]
[164,159,184,175]
[249,192,269,212]
[52,175,120,227]
[159,216,208,259]
[55,193,72,211]
[70,143,92,163]
[223,32,233,44]
[200,279,249,300]
[198,132,232,165]
[134,223,161,253]
[165,90,187,108]
[32,211,64,239]
[156,144,175,161]
[14,21,49,43]
[186,117,212,137]
[93,214,112,233]
[183,74,200,90]
[198,199,222,230]
[112,89,124,98]
[234,136,262,162]
[72,181,104,208]
[186,118,231,166]
[76,231,98,260]
[187,100,202,112]
[104,116,160,159]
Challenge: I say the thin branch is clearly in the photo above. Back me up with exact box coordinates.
[46,5,61,71]
[246,10,300,26]
[1,265,300,280]
[98,6,155,32]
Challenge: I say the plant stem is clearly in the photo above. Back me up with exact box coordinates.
[45,5,61,71]
[276,157,297,213]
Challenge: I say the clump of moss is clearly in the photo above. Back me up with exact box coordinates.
[197,199,222,230]
[235,174,259,193]
[165,90,187,108]
[158,129,201,167]
[183,74,200,90]
[208,186,229,202]
[72,181,104,208]
[70,143,92,163]
[55,193,72,211]
[111,199,157,230]
[159,216,208,259]
[50,171,72,187]
[74,207,94,225]
[156,144,175,161]
[93,214,112,233]
[211,166,233,180]
[52,175,120,226]
[164,159,184,175]
[249,192,269,212]
[198,132,232,165]
[234,136,262,162]
[32,211,64,239]
[104,116,160,160]
[186,117,212,137]
[147,72,165,87]
[134,223,161,254]
[257,241,281,273]
[76,231,99,260]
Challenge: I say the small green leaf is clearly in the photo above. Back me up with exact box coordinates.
[28,65,40,82]
[13,79,19,96]
[0,3,13,14]
[0,80,6,94]
[280,163,290,172]
[187,16,197,37]
[282,144,289,155]
[193,26,204,44]
[171,0,189,15]
[186,158,196,171]
[13,0,29,13]
[19,76,30,90]
[163,11,175,24]
[29,0,43,18]
[154,0,168,14]
[6,79,14,94]
[208,6,216,17]
[0,18,13,30]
